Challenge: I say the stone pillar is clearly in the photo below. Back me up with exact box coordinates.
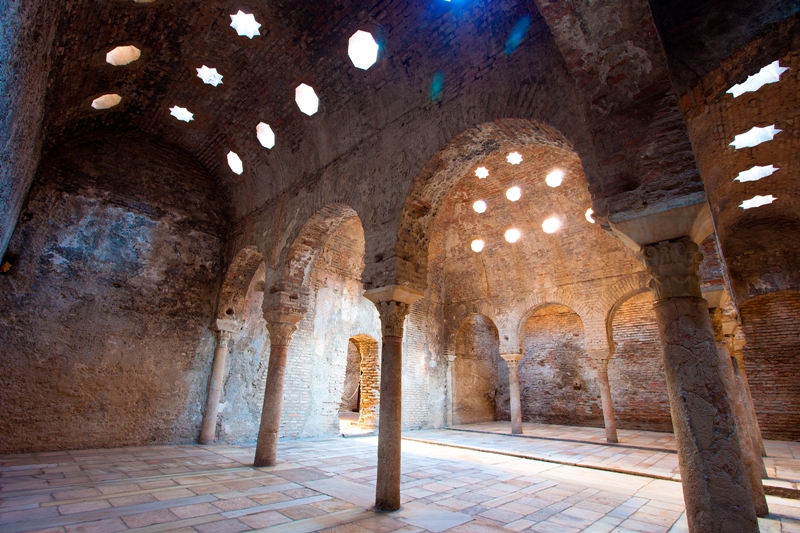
[500,353,524,435]
[253,314,303,467]
[199,319,240,445]
[732,338,767,459]
[446,354,456,426]
[639,237,758,532]
[588,350,618,444]
[364,285,423,512]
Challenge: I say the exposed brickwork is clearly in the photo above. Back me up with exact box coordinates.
[518,305,603,426]
[453,315,500,425]
[353,334,380,431]
[609,292,673,432]
[340,340,362,413]
[741,292,800,441]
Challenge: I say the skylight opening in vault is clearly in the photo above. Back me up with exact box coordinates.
[506,186,521,202]
[471,239,485,253]
[230,11,261,39]
[730,125,781,149]
[106,45,141,66]
[196,65,223,86]
[585,208,595,223]
[256,123,275,149]
[348,30,379,70]
[475,167,489,179]
[227,151,243,175]
[740,195,776,210]
[545,169,564,188]
[727,61,789,98]
[473,200,487,213]
[504,228,521,243]
[170,106,194,122]
[735,165,778,183]
[91,94,122,109]
[295,84,319,115]
[542,216,561,234]
[507,152,523,165]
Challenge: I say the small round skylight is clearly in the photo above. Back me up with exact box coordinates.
[227,151,243,175]
[295,83,320,116]
[473,200,487,214]
[471,240,485,253]
[506,186,521,202]
[585,208,595,224]
[542,217,561,234]
[504,228,521,243]
[230,11,261,39]
[545,170,564,187]
[256,123,275,149]
[507,152,523,165]
[196,65,223,86]
[170,106,194,122]
[91,94,122,110]
[348,30,379,70]
[106,45,141,66]
[475,167,489,179]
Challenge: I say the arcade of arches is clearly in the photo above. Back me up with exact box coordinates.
[1,1,799,532]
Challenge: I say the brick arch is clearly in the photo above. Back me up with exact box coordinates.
[502,289,591,353]
[395,118,576,293]
[217,246,265,320]
[444,303,500,358]
[599,273,651,356]
[266,203,361,314]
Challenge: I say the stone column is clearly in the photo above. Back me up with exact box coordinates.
[500,353,524,435]
[199,319,240,444]
[364,285,423,512]
[588,350,618,444]
[732,338,767,459]
[639,237,758,532]
[253,314,303,467]
[446,354,456,426]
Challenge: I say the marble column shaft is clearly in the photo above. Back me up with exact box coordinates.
[254,320,300,467]
[199,329,233,445]
[446,355,456,427]
[501,353,524,435]
[640,238,758,533]
[593,356,618,444]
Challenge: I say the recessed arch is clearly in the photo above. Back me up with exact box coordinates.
[454,314,500,425]
[217,246,265,320]
[395,118,576,292]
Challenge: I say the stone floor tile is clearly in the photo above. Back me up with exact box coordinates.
[193,518,250,533]
[170,502,222,520]
[352,515,407,532]
[63,517,127,533]
[210,498,257,512]
[58,500,113,515]
[279,503,327,520]
[237,510,292,528]
[107,493,158,507]
[151,488,197,501]
[121,508,180,528]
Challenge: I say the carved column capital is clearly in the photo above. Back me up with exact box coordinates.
[375,300,411,338]
[638,237,704,300]
[216,330,233,343]
[501,353,523,371]
[266,321,299,347]
[446,355,457,364]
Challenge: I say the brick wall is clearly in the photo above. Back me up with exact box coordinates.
[519,305,603,426]
[454,315,500,424]
[741,291,800,440]
[609,292,673,432]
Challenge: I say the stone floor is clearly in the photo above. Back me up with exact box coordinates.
[2,429,800,533]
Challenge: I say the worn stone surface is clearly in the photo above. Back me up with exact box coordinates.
[0,135,227,454]
[453,315,500,425]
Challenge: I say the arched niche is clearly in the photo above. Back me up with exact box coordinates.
[454,314,500,425]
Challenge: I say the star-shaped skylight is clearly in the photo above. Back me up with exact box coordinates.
[475,167,489,179]
[740,195,776,210]
[507,152,523,165]
[256,123,275,149]
[170,106,194,122]
[230,11,261,39]
[196,65,223,86]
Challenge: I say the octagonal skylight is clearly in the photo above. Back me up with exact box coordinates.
[227,151,243,175]
[506,186,521,202]
[507,152,523,165]
[348,30,379,70]
[473,200,487,213]
[475,167,489,179]
[727,61,789,98]
[504,228,521,243]
[196,65,223,86]
[256,123,275,149]
[230,11,261,39]
[740,195,776,210]
[545,169,564,187]
[542,217,561,234]
[730,125,781,150]
[91,94,121,109]
[106,45,141,66]
[295,84,319,115]
[170,106,194,122]
[471,239,485,253]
